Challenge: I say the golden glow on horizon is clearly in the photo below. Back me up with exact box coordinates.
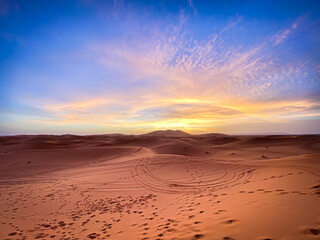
[17,95,316,134]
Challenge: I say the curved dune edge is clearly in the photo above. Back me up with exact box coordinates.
[0,133,319,239]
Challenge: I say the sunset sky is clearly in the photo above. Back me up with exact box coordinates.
[0,0,319,134]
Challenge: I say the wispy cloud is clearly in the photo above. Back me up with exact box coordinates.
[272,21,299,45]
[3,10,319,134]
[95,14,314,102]
[188,0,197,15]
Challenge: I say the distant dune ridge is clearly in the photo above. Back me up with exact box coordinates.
[141,129,192,137]
[0,130,320,239]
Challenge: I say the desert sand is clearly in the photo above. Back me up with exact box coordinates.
[0,130,319,240]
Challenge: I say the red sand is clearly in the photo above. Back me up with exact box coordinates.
[0,131,319,239]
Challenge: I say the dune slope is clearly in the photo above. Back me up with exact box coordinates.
[0,132,319,240]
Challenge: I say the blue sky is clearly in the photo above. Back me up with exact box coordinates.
[0,0,319,134]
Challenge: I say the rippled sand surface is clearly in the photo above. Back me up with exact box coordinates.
[0,132,319,240]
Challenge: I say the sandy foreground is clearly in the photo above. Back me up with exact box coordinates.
[0,131,319,240]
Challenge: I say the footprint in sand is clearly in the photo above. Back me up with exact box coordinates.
[278,191,289,195]
[224,219,238,224]
[311,184,320,195]
[222,237,235,240]
[87,232,100,239]
[192,234,205,239]
[306,228,319,235]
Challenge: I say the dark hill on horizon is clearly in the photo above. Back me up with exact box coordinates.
[141,130,192,138]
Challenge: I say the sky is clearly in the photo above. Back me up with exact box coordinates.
[0,0,319,135]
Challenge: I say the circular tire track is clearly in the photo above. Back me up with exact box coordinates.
[133,155,254,193]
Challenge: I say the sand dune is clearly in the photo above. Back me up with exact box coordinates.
[0,132,319,239]
[142,130,192,138]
